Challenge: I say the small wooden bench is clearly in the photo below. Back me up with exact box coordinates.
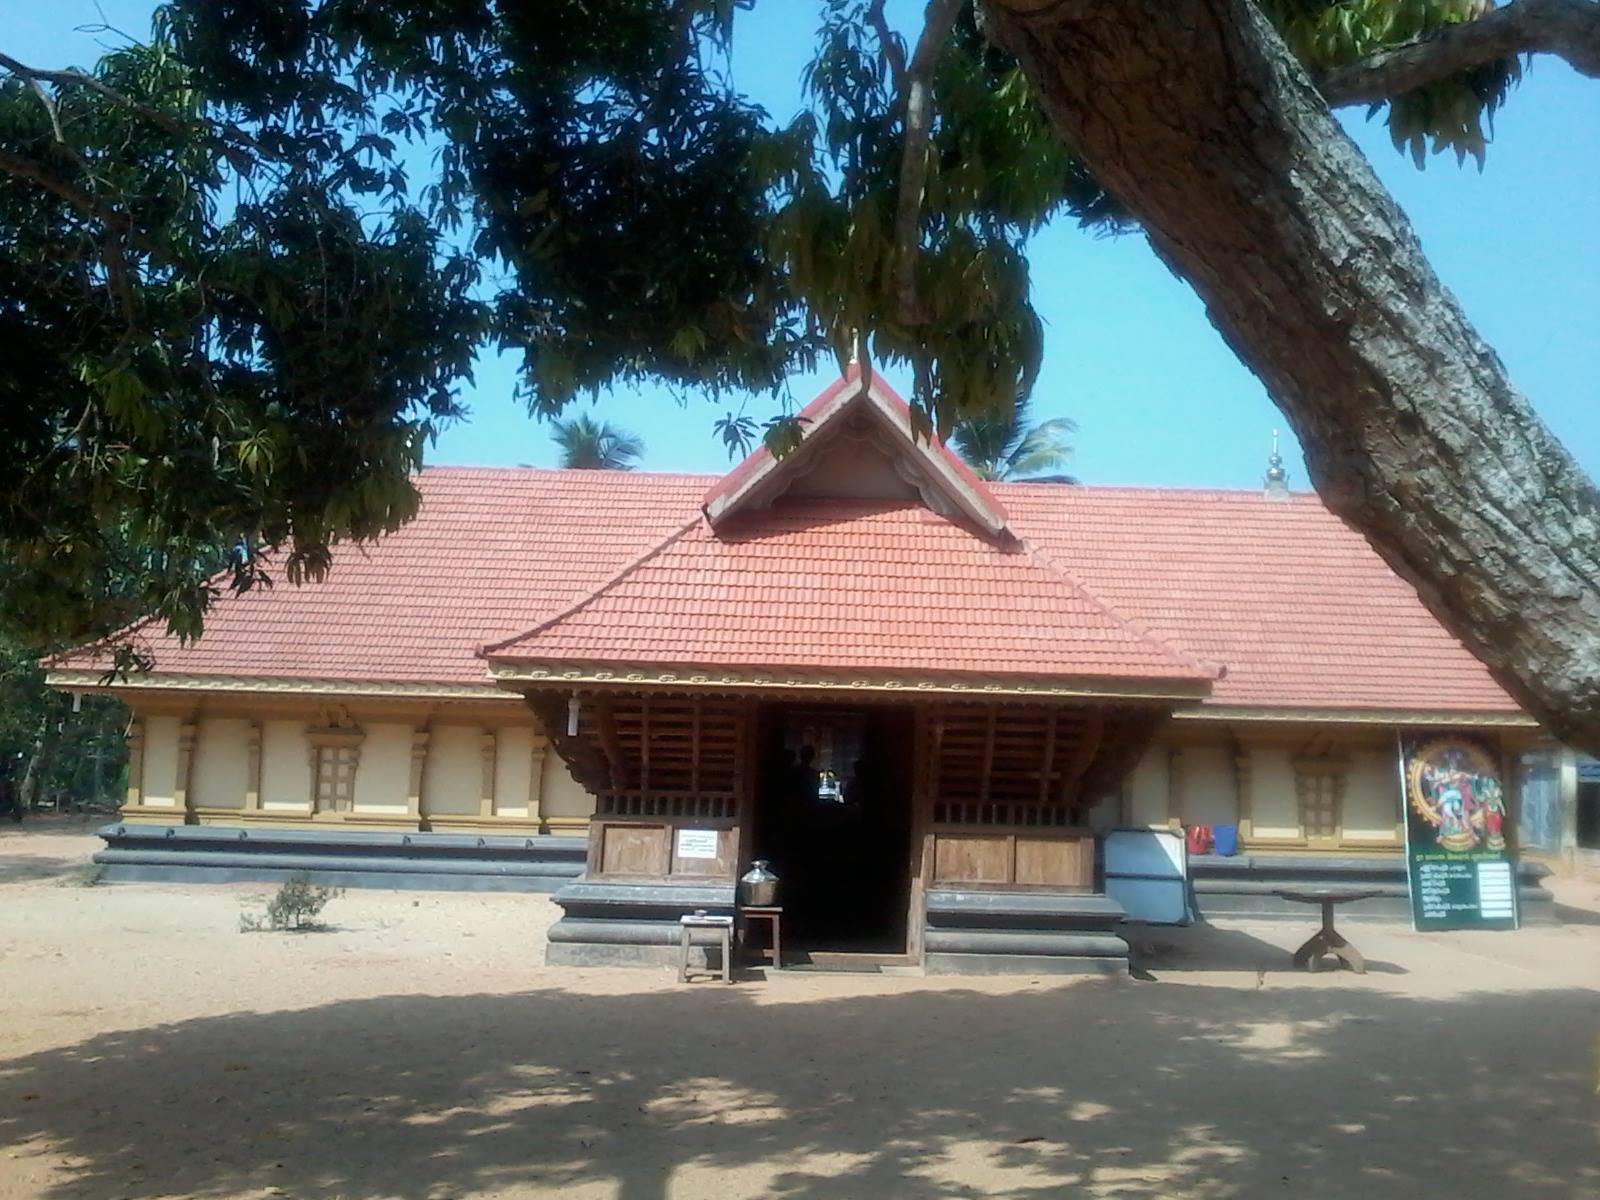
[679,912,734,983]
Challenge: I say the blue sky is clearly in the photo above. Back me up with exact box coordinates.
[12,1,1598,487]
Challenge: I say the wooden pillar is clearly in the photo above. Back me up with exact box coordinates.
[174,719,198,819]
[408,728,430,827]
[1166,746,1184,829]
[244,720,262,812]
[124,718,145,810]
[1233,737,1254,843]
[478,729,497,819]
[528,737,548,829]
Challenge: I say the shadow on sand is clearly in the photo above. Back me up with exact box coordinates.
[1,976,1593,1199]
[1126,922,1409,977]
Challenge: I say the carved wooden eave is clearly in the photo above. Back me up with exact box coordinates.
[44,668,517,703]
[522,691,613,798]
[1172,704,1536,728]
[489,662,1210,703]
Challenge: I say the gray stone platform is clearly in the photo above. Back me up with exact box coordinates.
[1188,852,1556,923]
[92,822,586,892]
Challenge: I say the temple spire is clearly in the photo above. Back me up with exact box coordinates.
[1264,429,1290,500]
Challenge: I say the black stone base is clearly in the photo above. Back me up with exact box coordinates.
[1188,853,1557,923]
[93,822,586,893]
[546,880,737,969]
[923,889,1130,975]
[546,942,730,971]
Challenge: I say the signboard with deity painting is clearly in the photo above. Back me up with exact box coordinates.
[1400,733,1518,931]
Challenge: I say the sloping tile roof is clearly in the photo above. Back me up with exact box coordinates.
[1003,484,1514,712]
[55,469,708,686]
[54,468,1520,715]
[482,498,1209,688]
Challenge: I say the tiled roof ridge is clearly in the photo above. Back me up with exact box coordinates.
[477,512,707,658]
[993,480,1319,500]
[420,463,720,483]
[417,462,1323,503]
[1016,535,1220,681]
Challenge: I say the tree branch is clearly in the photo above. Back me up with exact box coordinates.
[0,146,117,225]
[0,49,262,174]
[892,0,965,329]
[867,0,909,92]
[1318,0,1600,108]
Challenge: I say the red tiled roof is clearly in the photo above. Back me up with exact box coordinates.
[53,460,1520,715]
[1004,484,1516,712]
[482,498,1209,688]
[55,469,708,686]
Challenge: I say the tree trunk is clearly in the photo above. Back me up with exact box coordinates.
[985,0,1600,753]
[18,715,52,814]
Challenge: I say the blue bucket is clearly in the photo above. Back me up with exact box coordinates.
[1212,823,1239,857]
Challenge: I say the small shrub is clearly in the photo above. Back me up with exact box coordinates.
[240,873,343,932]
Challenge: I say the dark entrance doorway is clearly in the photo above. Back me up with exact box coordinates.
[752,704,915,958]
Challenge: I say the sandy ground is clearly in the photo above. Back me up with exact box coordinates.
[1,818,1598,1200]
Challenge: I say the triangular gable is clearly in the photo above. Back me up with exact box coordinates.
[702,366,1011,538]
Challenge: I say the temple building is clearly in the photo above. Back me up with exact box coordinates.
[49,370,1555,972]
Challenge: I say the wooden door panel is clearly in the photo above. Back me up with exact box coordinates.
[1014,835,1094,889]
[599,822,670,876]
[933,833,1012,884]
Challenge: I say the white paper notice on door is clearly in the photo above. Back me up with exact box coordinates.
[675,828,720,860]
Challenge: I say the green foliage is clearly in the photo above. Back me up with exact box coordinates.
[0,26,483,652]
[0,0,1532,652]
[1261,0,1520,167]
[950,396,1076,482]
[240,873,342,932]
[551,414,645,470]
[0,636,128,809]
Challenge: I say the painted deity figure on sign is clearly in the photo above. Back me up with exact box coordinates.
[1478,776,1507,852]
[1409,738,1503,854]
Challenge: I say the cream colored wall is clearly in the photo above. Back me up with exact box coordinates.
[140,715,182,807]
[542,749,596,821]
[1343,745,1402,843]
[191,717,249,810]
[116,693,590,831]
[493,726,536,818]
[1123,745,1170,827]
[422,723,483,817]
[1248,746,1301,840]
[1179,744,1236,826]
[260,718,312,811]
[353,722,413,814]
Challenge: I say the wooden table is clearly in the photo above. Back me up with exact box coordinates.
[1274,888,1381,974]
[736,905,783,970]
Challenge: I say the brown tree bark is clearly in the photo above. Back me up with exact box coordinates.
[984,0,1600,753]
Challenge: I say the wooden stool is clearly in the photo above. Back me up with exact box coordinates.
[679,913,733,983]
[737,905,784,970]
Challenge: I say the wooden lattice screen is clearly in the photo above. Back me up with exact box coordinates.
[588,695,746,820]
[929,704,1104,827]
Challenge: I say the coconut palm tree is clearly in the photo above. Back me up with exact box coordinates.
[550,414,645,470]
[950,396,1076,482]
